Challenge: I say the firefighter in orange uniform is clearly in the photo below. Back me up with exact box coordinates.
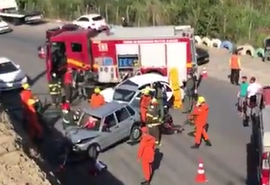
[140,87,153,124]
[26,98,43,140]
[20,83,33,104]
[229,52,241,85]
[190,96,212,149]
[89,87,105,109]
[137,127,155,185]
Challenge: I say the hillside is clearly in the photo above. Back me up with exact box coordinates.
[0,110,54,185]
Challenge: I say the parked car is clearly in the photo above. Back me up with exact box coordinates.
[72,14,107,30]
[0,57,27,91]
[66,102,142,160]
[100,73,183,110]
[196,46,210,65]
[0,17,12,34]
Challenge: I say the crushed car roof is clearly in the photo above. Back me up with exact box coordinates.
[84,102,128,118]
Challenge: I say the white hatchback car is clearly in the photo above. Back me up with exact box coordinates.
[72,14,107,30]
[0,18,12,34]
[100,73,185,108]
[0,57,27,91]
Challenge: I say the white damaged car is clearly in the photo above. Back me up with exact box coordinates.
[100,73,185,109]
[0,57,27,91]
[0,18,12,34]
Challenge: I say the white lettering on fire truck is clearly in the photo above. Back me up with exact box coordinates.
[123,39,179,44]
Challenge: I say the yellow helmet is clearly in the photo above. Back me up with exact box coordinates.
[142,86,153,95]
[27,99,36,106]
[94,87,101,94]
[197,96,205,104]
[22,83,30,90]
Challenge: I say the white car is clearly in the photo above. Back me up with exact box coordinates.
[72,14,107,30]
[100,73,185,108]
[0,18,12,34]
[0,57,27,91]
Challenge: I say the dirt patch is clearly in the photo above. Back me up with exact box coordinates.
[0,110,57,185]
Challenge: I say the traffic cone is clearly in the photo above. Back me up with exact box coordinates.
[195,159,208,183]
[201,68,208,79]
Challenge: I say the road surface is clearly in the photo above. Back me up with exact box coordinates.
[0,25,257,185]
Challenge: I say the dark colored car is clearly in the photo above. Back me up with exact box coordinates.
[196,47,209,65]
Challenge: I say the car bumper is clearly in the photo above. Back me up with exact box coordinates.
[0,77,27,91]
[0,26,12,34]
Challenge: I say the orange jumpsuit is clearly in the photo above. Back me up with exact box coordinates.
[25,102,42,139]
[137,133,155,181]
[191,103,209,144]
[89,94,105,109]
[20,89,33,104]
[139,95,152,123]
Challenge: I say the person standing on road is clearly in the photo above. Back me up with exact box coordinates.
[229,52,241,85]
[182,73,196,113]
[61,102,76,132]
[89,87,105,109]
[190,96,212,149]
[63,68,73,103]
[75,69,87,100]
[137,127,155,185]
[146,98,162,146]
[237,76,249,116]
[26,98,43,140]
[140,87,152,124]
[49,72,62,106]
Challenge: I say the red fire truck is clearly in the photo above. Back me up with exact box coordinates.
[38,24,197,84]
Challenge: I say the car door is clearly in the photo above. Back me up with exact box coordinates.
[114,107,134,138]
[99,113,119,149]
[75,17,90,28]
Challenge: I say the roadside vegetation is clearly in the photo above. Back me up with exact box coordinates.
[21,0,270,47]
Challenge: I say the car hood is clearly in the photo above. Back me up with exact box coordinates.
[67,127,100,144]
[0,70,25,82]
[100,88,114,102]
[0,21,8,27]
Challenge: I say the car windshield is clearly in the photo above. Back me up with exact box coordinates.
[0,61,17,74]
[92,16,103,21]
[79,113,101,131]
[113,88,136,102]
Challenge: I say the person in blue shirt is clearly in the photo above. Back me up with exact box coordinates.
[238,76,249,116]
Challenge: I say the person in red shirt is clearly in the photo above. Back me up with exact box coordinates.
[137,127,156,185]
[89,87,105,109]
[63,68,73,103]
[189,96,212,149]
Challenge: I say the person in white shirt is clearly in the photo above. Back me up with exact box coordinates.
[247,77,262,98]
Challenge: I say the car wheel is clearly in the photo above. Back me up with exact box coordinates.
[87,144,100,160]
[129,125,142,141]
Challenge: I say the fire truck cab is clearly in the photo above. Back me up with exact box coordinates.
[38,25,197,84]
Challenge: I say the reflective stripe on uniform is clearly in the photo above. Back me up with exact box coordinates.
[63,118,70,123]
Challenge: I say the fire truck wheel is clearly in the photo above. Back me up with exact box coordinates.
[129,125,142,141]
[87,144,100,160]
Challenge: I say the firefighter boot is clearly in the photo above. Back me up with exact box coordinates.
[205,140,212,147]
[190,143,200,149]
[141,180,150,185]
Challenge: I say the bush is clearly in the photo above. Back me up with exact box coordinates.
[22,0,270,47]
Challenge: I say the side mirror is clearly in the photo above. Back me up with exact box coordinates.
[38,46,46,59]
[102,124,111,132]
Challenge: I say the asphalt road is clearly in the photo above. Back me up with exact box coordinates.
[0,25,257,185]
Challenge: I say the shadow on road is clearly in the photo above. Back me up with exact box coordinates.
[246,135,259,185]
[28,70,47,86]
[0,90,125,185]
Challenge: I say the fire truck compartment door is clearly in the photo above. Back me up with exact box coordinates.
[140,44,165,67]
[116,44,139,55]
[98,57,114,83]
[166,42,187,82]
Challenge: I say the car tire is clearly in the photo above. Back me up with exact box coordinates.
[129,125,142,141]
[87,144,100,160]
